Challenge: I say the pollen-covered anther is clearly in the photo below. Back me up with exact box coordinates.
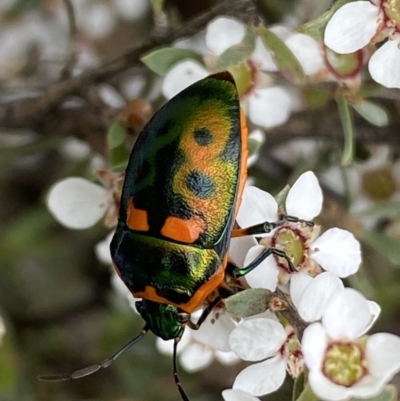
[322,342,368,387]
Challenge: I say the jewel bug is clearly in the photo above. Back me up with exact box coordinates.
[39,72,312,400]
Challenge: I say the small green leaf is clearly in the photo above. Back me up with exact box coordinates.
[107,121,129,171]
[292,371,305,401]
[295,383,319,401]
[353,385,397,401]
[362,230,400,265]
[216,27,256,70]
[296,0,357,39]
[355,200,400,220]
[257,26,306,85]
[352,101,389,127]
[275,184,291,210]
[107,121,126,149]
[141,47,204,76]
[224,288,272,317]
[336,95,354,166]
[248,138,263,156]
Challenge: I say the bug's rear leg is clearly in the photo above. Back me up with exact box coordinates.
[228,246,296,277]
[231,215,314,238]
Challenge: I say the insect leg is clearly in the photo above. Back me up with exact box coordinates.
[231,215,314,238]
[173,338,190,401]
[229,247,295,277]
[186,297,221,330]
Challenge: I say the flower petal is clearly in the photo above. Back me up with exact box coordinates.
[369,35,400,88]
[285,33,324,75]
[324,1,380,53]
[162,60,208,99]
[179,342,214,372]
[286,171,323,219]
[233,355,286,396]
[236,186,278,227]
[243,245,279,291]
[229,318,286,361]
[248,87,292,129]
[252,37,277,71]
[290,271,314,308]
[95,231,114,264]
[311,228,361,277]
[308,367,351,401]
[367,333,400,380]
[216,350,241,365]
[222,389,261,401]
[297,272,344,322]
[302,323,328,370]
[322,288,372,339]
[190,306,236,351]
[47,177,108,229]
[229,236,258,267]
[205,17,246,56]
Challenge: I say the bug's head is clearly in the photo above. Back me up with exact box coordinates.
[135,300,188,340]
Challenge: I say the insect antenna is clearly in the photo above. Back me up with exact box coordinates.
[173,338,190,401]
[38,326,149,382]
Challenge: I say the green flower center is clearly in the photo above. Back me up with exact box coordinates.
[384,0,400,30]
[362,168,396,201]
[323,342,368,387]
[274,229,305,268]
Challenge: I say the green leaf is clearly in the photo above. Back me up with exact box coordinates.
[296,0,357,39]
[336,95,354,166]
[352,385,397,401]
[295,383,319,401]
[275,184,291,210]
[216,27,256,70]
[362,230,400,265]
[224,288,272,317]
[355,200,400,220]
[141,47,204,76]
[107,121,127,149]
[352,101,389,127]
[257,26,306,85]
[107,121,129,171]
[292,371,305,401]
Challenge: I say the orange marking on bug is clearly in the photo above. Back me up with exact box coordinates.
[126,197,149,232]
[133,256,227,313]
[161,215,206,243]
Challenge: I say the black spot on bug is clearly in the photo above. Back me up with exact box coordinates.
[194,127,213,146]
[185,171,215,199]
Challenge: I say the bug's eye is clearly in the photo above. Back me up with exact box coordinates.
[177,312,190,323]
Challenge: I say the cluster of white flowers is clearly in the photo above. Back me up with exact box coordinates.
[46,168,400,401]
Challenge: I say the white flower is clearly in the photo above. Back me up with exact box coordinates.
[161,60,208,99]
[291,271,380,327]
[324,1,400,88]
[321,145,400,228]
[157,325,240,373]
[205,17,246,56]
[302,288,400,401]
[232,171,361,291]
[229,318,302,396]
[46,171,123,230]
